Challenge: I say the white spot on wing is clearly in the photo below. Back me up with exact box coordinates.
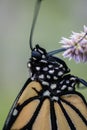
[70,77,76,80]
[36,67,40,71]
[50,84,57,89]
[57,90,61,93]
[47,75,51,79]
[68,87,73,91]
[42,55,45,58]
[43,90,50,96]
[43,67,48,71]
[59,64,63,68]
[48,65,53,68]
[71,82,75,86]
[42,81,49,86]
[51,96,59,101]
[60,80,64,84]
[49,70,54,74]
[39,74,44,79]
[53,76,58,80]
[31,75,36,80]
[61,85,67,90]
[66,80,70,84]
[27,63,31,68]
[58,71,63,76]
[55,67,59,70]
[32,57,37,60]
[40,60,47,63]
[13,109,18,116]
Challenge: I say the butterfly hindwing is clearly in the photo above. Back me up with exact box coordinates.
[3,79,87,130]
[56,92,87,130]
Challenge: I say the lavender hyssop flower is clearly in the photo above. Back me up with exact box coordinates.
[60,25,87,63]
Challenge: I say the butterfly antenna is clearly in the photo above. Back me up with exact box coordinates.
[29,0,42,50]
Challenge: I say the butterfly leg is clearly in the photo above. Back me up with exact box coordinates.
[77,78,87,87]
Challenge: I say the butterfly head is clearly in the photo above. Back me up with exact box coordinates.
[31,44,47,61]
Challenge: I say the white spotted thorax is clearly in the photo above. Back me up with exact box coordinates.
[28,45,77,101]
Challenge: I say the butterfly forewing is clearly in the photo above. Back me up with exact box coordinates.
[3,80,42,130]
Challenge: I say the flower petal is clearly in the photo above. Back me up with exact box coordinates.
[84,25,87,33]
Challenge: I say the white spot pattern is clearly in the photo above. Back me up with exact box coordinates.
[28,45,77,101]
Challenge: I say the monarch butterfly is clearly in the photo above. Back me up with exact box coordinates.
[3,0,87,130]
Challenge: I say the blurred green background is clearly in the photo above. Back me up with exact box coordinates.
[0,0,87,129]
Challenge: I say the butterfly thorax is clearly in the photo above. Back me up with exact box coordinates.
[28,45,77,98]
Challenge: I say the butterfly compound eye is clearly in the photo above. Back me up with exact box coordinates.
[32,50,42,60]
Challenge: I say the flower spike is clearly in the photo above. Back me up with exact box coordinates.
[60,25,87,63]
